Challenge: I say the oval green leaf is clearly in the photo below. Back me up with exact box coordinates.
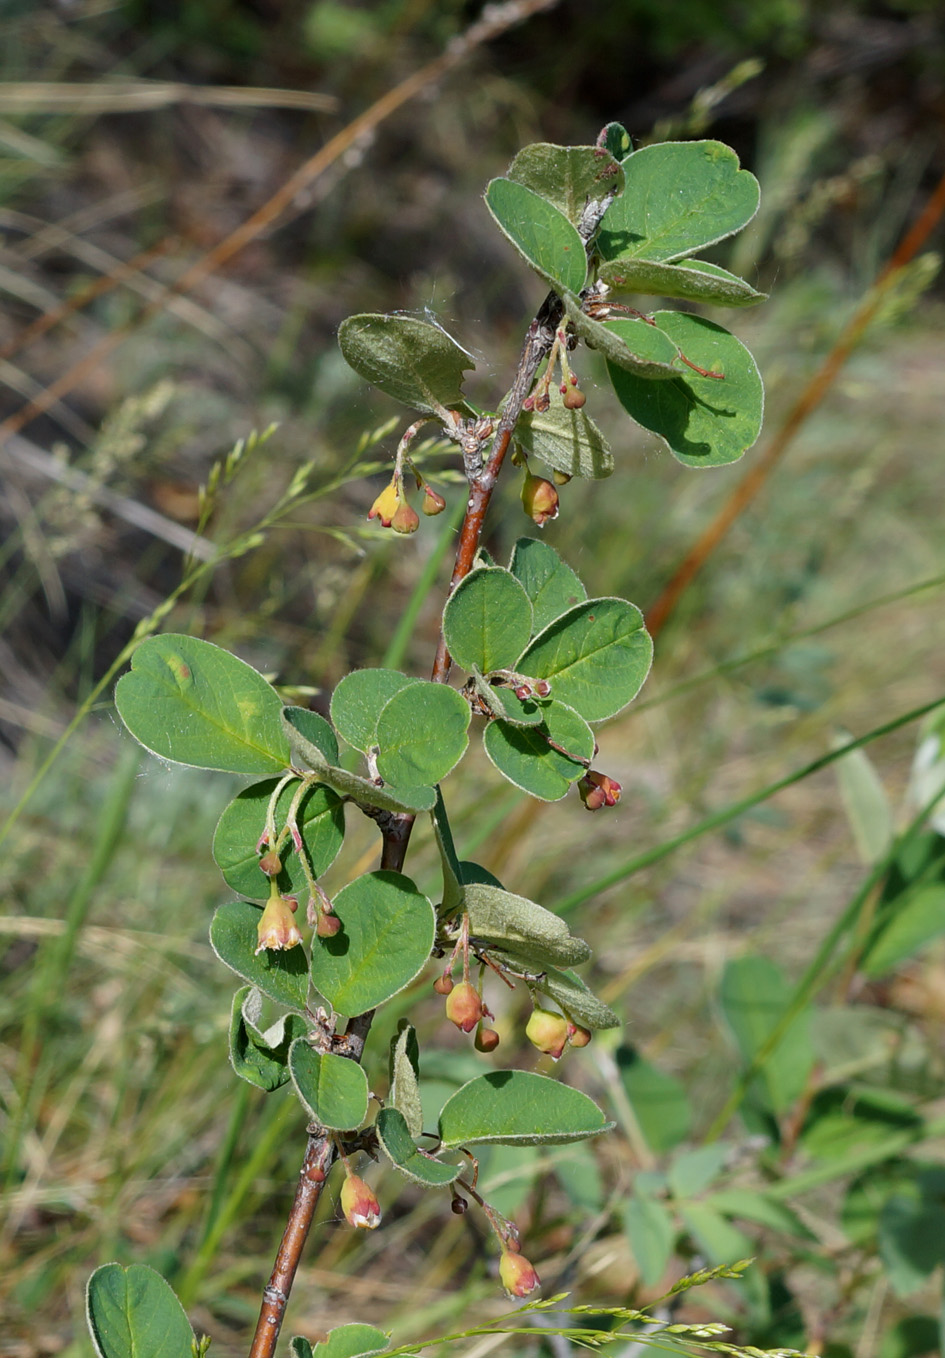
[518,597,652,723]
[507,142,624,229]
[599,256,766,307]
[309,870,435,1017]
[115,634,290,775]
[213,777,345,901]
[438,1070,613,1148]
[514,386,613,480]
[607,312,764,467]
[289,1041,369,1130]
[719,955,814,1115]
[376,1106,463,1187]
[295,1325,391,1358]
[616,1046,691,1152]
[483,699,593,801]
[597,140,760,263]
[338,314,474,415]
[485,178,587,294]
[282,706,340,768]
[442,568,533,675]
[375,682,470,787]
[210,900,309,1011]
[463,881,591,967]
[87,1263,194,1358]
[330,669,422,753]
[509,537,586,634]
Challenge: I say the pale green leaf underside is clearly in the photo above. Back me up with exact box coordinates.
[115,633,290,775]
[438,1070,613,1148]
[389,1021,423,1138]
[463,880,591,967]
[597,139,760,263]
[525,961,621,1030]
[599,256,766,307]
[86,1263,194,1358]
[229,985,307,1092]
[376,1106,463,1186]
[338,314,474,415]
[514,387,614,479]
[607,311,764,467]
[309,871,435,1017]
[485,177,587,294]
[289,1042,369,1130]
[507,142,624,228]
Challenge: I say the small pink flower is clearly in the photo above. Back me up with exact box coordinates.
[499,1248,540,1298]
[341,1174,381,1230]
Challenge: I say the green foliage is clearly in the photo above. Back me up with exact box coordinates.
[437,1071,613,1148]
[86,1263,196,1358]
[289,1045,370,1130]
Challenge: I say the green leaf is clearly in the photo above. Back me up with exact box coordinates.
[718,955,815,1116]
[431,787,464,916]
[678,1201,753,1267]
[518,597,653,722]
[705,1188,815,1239]
[229,986,308,1092]
[563,293,680,378]
[375,682,470,787]
[293,1324,391,1358]
[289,1042,369,1130]
[115,634,290,775]
[616,1046,691,1152]
[598,256,766,307]
[607,311,764,467]
[438,1070,613,1148]
[833,734,894,866]
[375,1106,463,1186]
[879,1182,945,1297]
[597,140,760,263]
[389,1021,423,1138]
[477,680,546,727]
[309,870,435,1017]
[484,178,587,294]
[509,538,586,634]
[861,885,945,976]
[281,706,339,767]
[442,568,534,674]
[540,965,621,1029]
[667,1144,728,1199]
[483,699,594,801]
[213,777,344,901]
[462,881,590,967]
[514,386,614,480]
[86,1263,194,1358]
[507,143,625,230]
[210,900,309,1011]
[599,122,632,161]
[337,314,474,415]
[624,1191,676,1288]
[330,669,422,753]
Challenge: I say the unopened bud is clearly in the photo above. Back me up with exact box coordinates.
[567,1021,592,1048]
[562,385,586,409]
[578,770,622,811]
[534,392,551,413]
[521,472,559,528]
[255,885,303,955]
[433,971,454,996]
[367,478,401,528]
[499,1249,540,1298]
[533,679,551,697]
[446,980,482,1033]
[340,1173,381,1230]
[258,850,282,877]
[316,910,342,938]
[422,486,446,516]
[391,500,420,535]
[526,1005,569,1060]
[475,1025,500,1053]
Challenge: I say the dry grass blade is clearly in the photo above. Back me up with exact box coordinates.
[0,80,338,115]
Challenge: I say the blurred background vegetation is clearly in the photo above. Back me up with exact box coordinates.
[2,1,945,1355]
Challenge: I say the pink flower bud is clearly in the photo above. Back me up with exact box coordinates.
[258,849,282,877]
[475,1025,500,1053]
[499,1249,540,1298]
[367,478,401,528]
[567,1021,592,1049]
[446,980,482,1033]
[391,500,420,535]
[521,472,559,528]
[340,1174,381,1230]
[433,971,454,996]
[526,1005,569,1060]
[316,910,342,938]
[562,385,586,409]
[255,886,303,955]
[422,486,447,516]
[578,770,622,811]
